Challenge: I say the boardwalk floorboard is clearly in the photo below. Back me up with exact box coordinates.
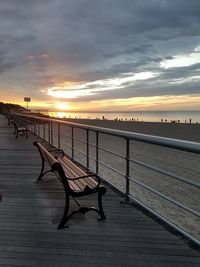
[0,114,199,266]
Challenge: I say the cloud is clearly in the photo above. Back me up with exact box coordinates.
[0,1,200,109]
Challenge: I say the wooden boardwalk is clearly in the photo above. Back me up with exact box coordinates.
[0,114,199,267]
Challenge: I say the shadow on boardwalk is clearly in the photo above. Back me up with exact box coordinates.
[0,115,199,267]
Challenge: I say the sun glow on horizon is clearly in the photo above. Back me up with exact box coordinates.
[56,102,70,110]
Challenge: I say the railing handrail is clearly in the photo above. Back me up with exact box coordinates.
[14,112,200,154]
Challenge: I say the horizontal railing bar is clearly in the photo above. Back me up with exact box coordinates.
[83,154,125,177]
[62,135,75,142]
[87,141,125,158]
[69,139,125,160]
[129,175,200,218]
[71,148,86,157]
[98,160,125,177]
[87,143,125,160]
[86,143,96,149]
[98,146,125,159]
[72,136,86,144]
[89,167,126,194]
[129,158,200,188]
[56,130,72,137]
[86,155,96,162]
[61,146,86,156]
[60,143,72,149]
[57,133,86,144]
[14,113,200,154]
[52,138,58,142]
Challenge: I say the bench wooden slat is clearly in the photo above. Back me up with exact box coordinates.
[59,157,86,176]
[60,156,98,187]
[58,157,97,190]
[61,165,97,189]
[69,180,83,192]
[59,164,87,191]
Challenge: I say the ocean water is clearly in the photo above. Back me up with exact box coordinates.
[42,110,200,123]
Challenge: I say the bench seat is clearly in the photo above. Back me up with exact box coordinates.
[58,156,98,192]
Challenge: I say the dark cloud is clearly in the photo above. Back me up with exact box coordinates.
[0,0,200,107]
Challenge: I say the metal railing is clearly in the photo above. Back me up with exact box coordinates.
[13,112,200,245]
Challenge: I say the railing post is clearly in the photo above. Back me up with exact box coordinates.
[58,123,60,148]
[38,121,40,137]
[71,126,74,159]
[86,129,89,170]
[96,131,99,175]
[48,122,51,144]
[125,139,130,201]
[34,120,36,134]
[51,122,53,145]
[43,123,45,140]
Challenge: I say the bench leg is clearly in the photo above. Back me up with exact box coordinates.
[57,187,106,229]
[36,159,53,181]
[57,195,70,229]
[23,130,28,138]
[97,187,106,220]
[37,159,45,181]
[58,204,101,229]
[15,131,18,138]
[38,170,52,181]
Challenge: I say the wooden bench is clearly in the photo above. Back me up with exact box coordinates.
[4,113,14,125]
[12,121,29,138]
[33,141,106,229]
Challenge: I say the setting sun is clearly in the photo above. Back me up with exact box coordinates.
[56,103,70,110]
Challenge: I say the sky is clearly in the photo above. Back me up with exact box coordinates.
[0,0,200,112]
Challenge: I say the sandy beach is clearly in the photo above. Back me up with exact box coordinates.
[57,117,200,240]
[62,118,200,142]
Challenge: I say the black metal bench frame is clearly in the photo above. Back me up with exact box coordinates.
[12,121,29,138]
[33,141,106,229]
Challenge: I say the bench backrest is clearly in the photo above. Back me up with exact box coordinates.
[35,142,58,166]
[12,121,27,130]
[12,121,18,130]
[33,141,70,189]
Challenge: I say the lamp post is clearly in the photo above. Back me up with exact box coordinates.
[24,97,31,110]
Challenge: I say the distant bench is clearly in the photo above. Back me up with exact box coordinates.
[4,113,14,125]
[12,121,29,138]
[33,141,106,229]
